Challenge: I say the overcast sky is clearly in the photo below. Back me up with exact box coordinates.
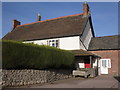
[2,2,118,38]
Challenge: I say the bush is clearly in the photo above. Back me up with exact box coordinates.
[2,40,75,69]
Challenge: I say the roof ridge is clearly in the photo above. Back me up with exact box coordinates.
[17,13,83,27]
[94,35,120,38]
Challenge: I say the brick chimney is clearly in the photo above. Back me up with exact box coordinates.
[83,2,90,17]
[12,19,21,29]
[37,13,41,21]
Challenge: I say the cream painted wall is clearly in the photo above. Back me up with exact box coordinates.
[78,62,85,68]
[59,36,80,50]
[24,39,48,45]
[24,36,80,50]
[93,59,98,68]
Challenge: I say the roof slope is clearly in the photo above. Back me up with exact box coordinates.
[88,35,120,50]
[71,49,100,57]
[3,14,89,41]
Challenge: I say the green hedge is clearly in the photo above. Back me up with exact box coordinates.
[2,40,75,69]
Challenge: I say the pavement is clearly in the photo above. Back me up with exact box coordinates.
[3,75,119,89]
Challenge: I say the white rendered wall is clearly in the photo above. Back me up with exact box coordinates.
[79,63,84,68]
[24,36,80,50]
[24,39,48,45]
[75,59,85,68]
[93,58,98,68]
[59,36,80,50]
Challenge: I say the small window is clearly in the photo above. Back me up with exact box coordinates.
[52,43,55,47]
[49,40,51,45]
[108,59,111,68]
[48,39,59,48]
[56,43,58,48]
[100,59,111,68]
[102,60,107,67]
[56,40,58,43]
[31,42,34,44]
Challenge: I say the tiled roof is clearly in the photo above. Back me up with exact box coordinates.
[88,35,120,50]
[3,13,89,41]
[71,49,100,57]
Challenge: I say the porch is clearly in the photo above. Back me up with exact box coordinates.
[71,49,101,77]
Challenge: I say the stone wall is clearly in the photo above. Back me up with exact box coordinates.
[2,69,72,87]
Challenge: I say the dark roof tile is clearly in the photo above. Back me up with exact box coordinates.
[71,49,100,57]
[3,13,88,41]
[88,35,120,50]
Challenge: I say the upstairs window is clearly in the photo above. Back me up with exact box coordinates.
[48,39,59,48]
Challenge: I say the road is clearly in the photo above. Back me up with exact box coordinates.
[3,75,119,89]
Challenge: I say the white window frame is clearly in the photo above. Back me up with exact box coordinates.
[100,59,111,68]
[48,39,59,48]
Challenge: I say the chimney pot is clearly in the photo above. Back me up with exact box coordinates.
[12,19,21,29]
[38,13,41,21]
[83,2,90,17]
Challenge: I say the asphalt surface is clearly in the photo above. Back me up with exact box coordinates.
[3,75,119,89]
[31,75,119,88]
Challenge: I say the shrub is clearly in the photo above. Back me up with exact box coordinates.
[2,40,75,69]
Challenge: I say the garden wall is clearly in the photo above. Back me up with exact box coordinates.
[2,69,72,87]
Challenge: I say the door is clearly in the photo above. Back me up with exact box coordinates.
[100,59,109,74]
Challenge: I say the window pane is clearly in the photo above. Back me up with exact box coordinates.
[48,39,59,47]
[56,43,58,47]
[56,40,58,42]
[102,60,106,67]
[52,43,55,47]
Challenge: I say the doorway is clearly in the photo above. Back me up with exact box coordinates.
[100,59,111,74]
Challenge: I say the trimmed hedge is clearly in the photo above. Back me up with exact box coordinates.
[2,40,75,69]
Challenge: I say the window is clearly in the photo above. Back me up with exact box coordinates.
[31,42,34,44]
[52,43,55,47]
[102,60,107,67]
[49,40,52,46]
[100,59,111,68]
[56,40,58,43]
[48,39,59,48]
[56,42,58,48]
[107,59,111,68]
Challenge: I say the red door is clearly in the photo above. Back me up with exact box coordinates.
[84,60,91,68]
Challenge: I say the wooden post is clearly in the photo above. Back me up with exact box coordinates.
[90,56,92,68]
[96,58,99,75]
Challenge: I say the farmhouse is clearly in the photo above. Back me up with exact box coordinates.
[2,3,120,76]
